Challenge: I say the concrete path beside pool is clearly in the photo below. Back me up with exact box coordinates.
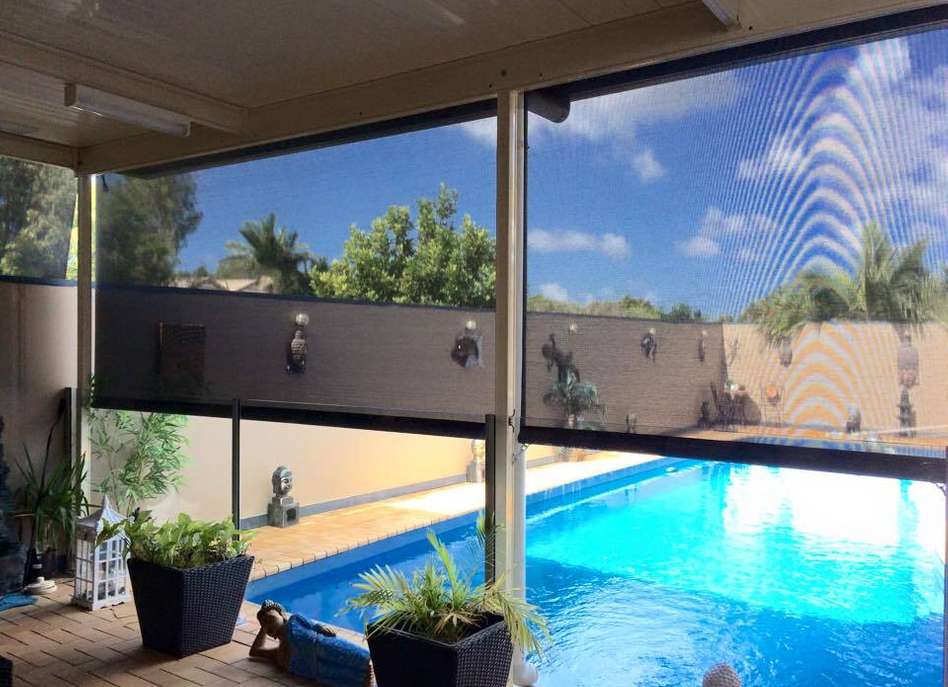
[247,451,657,581]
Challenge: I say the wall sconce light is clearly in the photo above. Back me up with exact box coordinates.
[640,327,657,361]
[452,320,483,368]
[568,322,579,334]
[698,329,708,362]
[286,312,309,374]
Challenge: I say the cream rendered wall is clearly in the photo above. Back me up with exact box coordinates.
[0,281,76,493]
[141,419,478,524]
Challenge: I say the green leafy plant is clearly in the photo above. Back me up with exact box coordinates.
[16,402,88,553]
[543,378,605,429]
[345,518,548,655]
[90,408,188,514]
[743,224,943,344]
[99,513,252,569]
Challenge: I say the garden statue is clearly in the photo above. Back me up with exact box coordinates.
[452,321,483,369]
[286,313,309,374]
[251,600,372,687]
[898,389,915,437]
[897,333,919,388]
[268,466,299,528]
[466,439,485,482]
[703,663,741,687]
[845,406,861,434]
[542,334,579,384]
[641,328,657,361]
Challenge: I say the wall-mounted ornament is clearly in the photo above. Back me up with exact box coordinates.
[640,328,657,361]
[451,320,483,368]
[268,466,299,528]
[286,313,309,374]
[698,329,708,363]
[778,338,793,367]
[897,333,919,388]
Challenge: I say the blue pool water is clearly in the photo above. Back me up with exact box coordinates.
[249,460,945,686]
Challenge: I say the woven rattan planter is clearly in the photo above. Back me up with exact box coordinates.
[127,555,253,658]
[367,614,513,687]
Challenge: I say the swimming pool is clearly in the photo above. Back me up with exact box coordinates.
[248,460,945,686]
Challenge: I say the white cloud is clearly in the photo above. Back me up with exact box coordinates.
[677,235,720,257]
[459,70,741,147]
[529,229,631,259]
[631,148,665,182]
[677,207,779,259]
[458,117,495,145]
[848,36,912,85]
[737,132,806,180]
[537,282,569,301]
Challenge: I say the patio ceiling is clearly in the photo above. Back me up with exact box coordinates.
[0,0,939,172]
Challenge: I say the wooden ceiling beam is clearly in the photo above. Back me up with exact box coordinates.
[0,130,76,169]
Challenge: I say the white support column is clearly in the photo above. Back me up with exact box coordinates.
[76,174,93,501]
[493,90,536,686]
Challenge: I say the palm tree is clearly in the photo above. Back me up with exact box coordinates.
[218,213,313,294]
[744,224,941,343]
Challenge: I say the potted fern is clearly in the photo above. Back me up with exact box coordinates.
[100,513,253,657]
[345,521,546,687]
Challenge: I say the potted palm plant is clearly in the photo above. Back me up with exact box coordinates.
[345,521,547,687]
[100,513,253,657]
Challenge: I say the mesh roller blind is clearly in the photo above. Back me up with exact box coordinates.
[94,111,497,424]
[522,25,948,460]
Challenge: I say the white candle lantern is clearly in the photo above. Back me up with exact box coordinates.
[72,496,128,610]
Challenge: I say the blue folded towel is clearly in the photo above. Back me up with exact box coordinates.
[287,614,371,687]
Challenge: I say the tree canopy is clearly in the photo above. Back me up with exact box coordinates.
[218,213,315,295]
[527,294,664,320]
[0,158,76,279]
[309,184,495,307]
[742,223,943,342]
[96,174,201,286]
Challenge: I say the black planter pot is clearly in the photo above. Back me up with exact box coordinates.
[127,555,253,658]
[367,614,513,687]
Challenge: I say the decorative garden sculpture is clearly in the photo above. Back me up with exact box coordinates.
[286,313,309,374]
[845,406,861,434]
[898,389,915,437]
[452,320,483,368]
[541,334,603,429]
[640,328,657,361]
[268,466,299,528]
[251,600,372,687]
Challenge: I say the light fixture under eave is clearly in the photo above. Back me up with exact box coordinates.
[702,0,741,27]
[64,83,191,137]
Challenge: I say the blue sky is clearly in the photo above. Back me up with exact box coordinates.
[179,28,947,318]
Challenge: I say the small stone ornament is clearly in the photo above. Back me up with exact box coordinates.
[286,313,309,374]
[268,466,299,528]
